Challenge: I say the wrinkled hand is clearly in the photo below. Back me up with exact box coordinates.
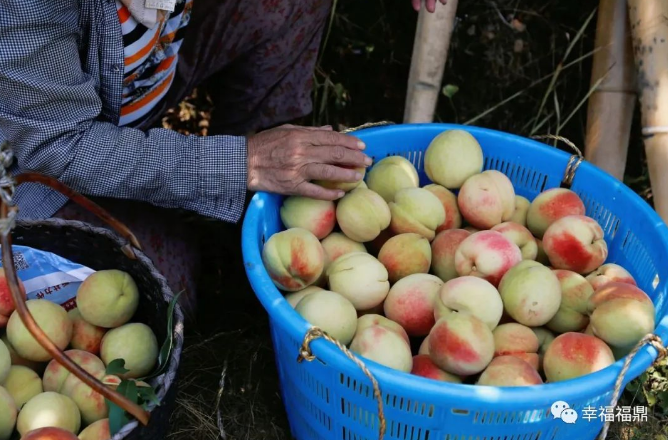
[412,0,447,13]
[246,124,372,200]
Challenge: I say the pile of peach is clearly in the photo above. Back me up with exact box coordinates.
[0,269,160,440]
[261,129,655,388]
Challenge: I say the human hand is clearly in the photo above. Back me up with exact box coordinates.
[412,0,447,13]
[246,125,372,199]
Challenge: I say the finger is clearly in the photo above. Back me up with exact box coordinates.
[309,145,373,168]
[303,163,363,183]
[440,0,447,4]
[293,181,345,201]
[306,130,366,150]
[412,0,421,11]
[426,0,436,12]
[298,125,333,131]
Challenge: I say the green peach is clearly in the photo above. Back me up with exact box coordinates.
[336,188,391,242]
[546,270,594,333]
[295,290,357,345]
[0,386,16,440]
[389,188,445,240]
[17,392,81,436]
[366,156,419,202]
[509,196,530,226]
[424,129,484,189]
[78,418,110,440]
[101,323,158,379]
[499,261,561,327]
[4,366,42,409]
[327,252,389,310]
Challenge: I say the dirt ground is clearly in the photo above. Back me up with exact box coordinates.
[162,1,663,439]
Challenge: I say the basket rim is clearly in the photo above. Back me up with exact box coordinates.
[242,123,668,407]
[12,217,184,438]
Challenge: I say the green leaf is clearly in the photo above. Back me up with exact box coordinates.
[142,291,182,380]
[137,385,160,408]
[107,379,138,437]
[442,84,459,99]
[106,359,130,376]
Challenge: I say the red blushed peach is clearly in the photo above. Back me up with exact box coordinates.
[543,332,615,382]
[454,231,522,287]
[366,156,419,203]
[477,356,543,387]
[389,188,445,240]
[438,276,503,330]
[356,314,409,345]
[262,228,325,292]
[586,263,636,291]
[542,215,608,274]
[68,309,106,355]
[280,196,336,239]
[546,270,594,333]
[587,283,655,348]
[509,196,530,226]
[457,170,515,229]
[78,419,110,440]
[424,184,462,232]
[321,232,367,264]
[350,325,413,372]
[499,261,561,327]
[378,233,432,283]
[411,355,462,383]
[492,323,540,370]
[491,222,538,260]
[526,188,586,238]
[384,274,443,337]
[431,229,471,282]
[428,312,495,376]
[0,268,26,328]
[19,427,79,440]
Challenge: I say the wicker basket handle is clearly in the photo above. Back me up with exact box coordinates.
[0,172,151,426]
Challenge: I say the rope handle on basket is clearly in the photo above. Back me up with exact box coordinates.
[597,334,668,440]
[298,327,387,440]
[340,121,395,134]
[0,143,150,426]
[530,134,584,189]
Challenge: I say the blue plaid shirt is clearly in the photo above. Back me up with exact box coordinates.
[0,0,247,223]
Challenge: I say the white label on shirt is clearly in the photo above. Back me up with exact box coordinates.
[145,0,176,12]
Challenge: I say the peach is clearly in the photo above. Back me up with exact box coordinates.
[490,222,538,260]
[0,386,17,440]
[366,228,395,257]
[61,376,109,426]
[378,233,431,283]
[76,269,139,329]
[0,339,8,384]
[336,188,391,242]
[428,312,495,376]
[418,336,430,355]
[546,270,594,333]
[534,238,550,265]
[499,261,561,326]
[68,309,106,355]
[543,332,615,382]
[424,129,484,189]
[0,334,42,372]
[454,231,522,286]
[327,252,389,310]
[321,233,367,264]
[477,356,543,387]
[4,366,42,409]
[280,196,336,239]
[457,170,515,230]
[384,274,443,337]
[430,229,471,282]
[314,167,366,192]
[17,392,81,436]
[101,323,158,379]
[78,419,110,440]
[543,215,608,274]
[526,188,586,238]
[366,156,419,203]
[438,276,503,330]
[43,350,105,393]
[262,228,325,292]
[587,283,655,348]
[350,325,413,372]
[586,263,636,291]
[7,299,73,362]
[355,314,409,345]
[284,285,324,308]
[411,355,461,383]
[355,180,368,190]
[424,184,462,231]
[0,268,26,328]
[492,323,539,369]
[389,188,445,240]
[509,196,530,226]
[21,427,79,440]
[583,323,595,336]
[532,327,556,359]
[295,290,357,345]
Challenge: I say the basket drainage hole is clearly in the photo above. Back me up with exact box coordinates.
[451,409,469,416]
[653,274,660,290]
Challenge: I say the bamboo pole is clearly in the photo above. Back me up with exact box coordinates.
[627,0,668,222]
[585,0,636,181]
[404,0,459,123]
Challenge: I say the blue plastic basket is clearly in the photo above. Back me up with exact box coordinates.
[241,123,668,440]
